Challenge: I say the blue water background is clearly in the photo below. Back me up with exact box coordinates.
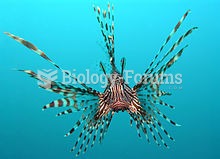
[0,0,219,159]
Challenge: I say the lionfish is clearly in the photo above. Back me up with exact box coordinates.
[5,3,197,157]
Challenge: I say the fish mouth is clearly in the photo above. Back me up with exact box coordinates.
[110,101,129,112]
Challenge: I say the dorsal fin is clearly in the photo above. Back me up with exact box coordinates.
[120,57,126,76]
[93,3,116,73]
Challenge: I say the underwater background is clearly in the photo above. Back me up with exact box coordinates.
[0,0,219,159]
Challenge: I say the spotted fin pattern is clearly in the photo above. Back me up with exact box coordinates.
[5,3,197,157]
[130,10,197,148]
[134,10,197,90]
[67,110,113,157]
[4,31,108,157]
[16,69,93,97]
[93,3,116,72]
[4,32,99,95]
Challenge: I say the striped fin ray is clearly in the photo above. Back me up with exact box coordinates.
[76,120,101,156]
[71,118,99,153]
[153,117,175,141]
[151,122,169,148]
[137,110,161,145]
[148,27,198,75]
[141,114,164,146]
[154,90,172,97]
[65,107,98,137]
[139,116,150,143]
[79,119,102,156]
[147,94,175,109]
[157,45,188,75]
[136,27,198,90]
[90,112,113,148]
[144,10,191,75]
[91,120,101,148]
[82,127,94,154]
[71,126,88,153]
[42,97,78,111]
[100,62,108,76]
[145,114,174,146]
[146,102,180,127]
[138,90,172,97]
[154,108,180,126]
[56,102,98,117]
[99,116,107,143]
[131,109,174,147]
[56,109,73,116]
[139,95,174,111]
[133,10,194,91]
[17,69,97,98]
[99,113,113,143]
[138,98,147,110]
[82,121,101,154]
[133,101,176,146]
[16,69,75,96]
[41,83,94,97]
[67,110,113,157]
[100,62,111,84]
[121,57,126,76]
[75,125,92,157]
[130,113,152,143]
[130,113,142,138]
[5,32,99,95]
[39,79,93,97]
[4,32,60,68]
[74,113,113,157]
[42,96,98,112]
[130,116,133,127]
[146,121,161,146]
[93,3,116,72]
[140,44,188,92]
